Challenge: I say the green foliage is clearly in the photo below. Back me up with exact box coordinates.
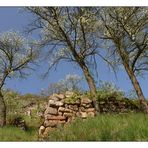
[2,89,47,126]
[7,114,22,125]
[3,89,46,111]
[61,81,126,104]
[46,113,148,141]
[96,81,125,101]
[124,99,140,109]
[23,115,43,129]
[64,92,81,104]
[3,90,22,115]
[96,90,124,101]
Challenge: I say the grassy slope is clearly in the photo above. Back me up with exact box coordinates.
[0,126,38,141]
[46,113,148,141]
[0,113,148,141]
[0,116,43,141]
[0,90,148,141]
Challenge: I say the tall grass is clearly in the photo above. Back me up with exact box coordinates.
[0,115,43,141]
[0,126,38,141]
[46,113,148,141]
[1,113,148,141]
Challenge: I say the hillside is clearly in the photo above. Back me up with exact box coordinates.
[0,89,147,141]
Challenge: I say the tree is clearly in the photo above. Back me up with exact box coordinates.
[41,74,83,96]
[26,7,100,111]
[0,31,35,126]
[64,74,83,91]
[98,7,148,112]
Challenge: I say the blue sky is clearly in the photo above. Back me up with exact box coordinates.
[0,7,148,98]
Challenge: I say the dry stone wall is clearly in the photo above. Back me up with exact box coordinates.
[39,91,142,137]
[98,97,140,113]
[39,91,96,136]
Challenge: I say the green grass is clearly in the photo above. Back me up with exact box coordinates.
[46,113,148,141]
[1,113,148,141]
[0,115,43,141]
[0,126,38,141]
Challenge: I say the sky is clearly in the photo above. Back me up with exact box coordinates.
[0,7,148,98]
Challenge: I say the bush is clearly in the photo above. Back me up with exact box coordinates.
[7,114,22,125]
[96,81,125,101]
[64,92,81,104]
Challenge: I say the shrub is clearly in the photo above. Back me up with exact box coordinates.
[64,92,81,104]
[96,81,125,101]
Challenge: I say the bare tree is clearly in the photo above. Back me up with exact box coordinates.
[0,31,36,126]
[98,7,148,112]
[26,7,101,111]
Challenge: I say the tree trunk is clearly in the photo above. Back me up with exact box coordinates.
[61,28,100,112]
[81,64,100,112]
[0,90,6,127]
[123,61,148,113]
